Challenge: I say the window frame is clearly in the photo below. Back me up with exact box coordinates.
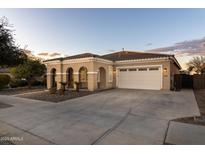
[138,68,147,71]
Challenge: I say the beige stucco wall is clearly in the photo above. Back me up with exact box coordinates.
[45,57,179,91]
[61,59,114,91]
[62,61,95,90]
[93,61,113,89]
[170,61,180,76]
[46,59,113,91]
[170,61,180,89]
[46,62,62,89]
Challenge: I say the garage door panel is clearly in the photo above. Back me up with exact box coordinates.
[118,66,162,90]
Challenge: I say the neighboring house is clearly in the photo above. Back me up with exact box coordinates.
[44,51,181,91]
[0,68,12,77]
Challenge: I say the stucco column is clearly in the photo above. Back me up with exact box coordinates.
[56,74,62,89]
[47,74,51,89]
[56,61,63,89]
[162,61,171,90]
[73,72,79,89]
[113,67,117,88]
[88,72,98,91]
[62,72,66,83]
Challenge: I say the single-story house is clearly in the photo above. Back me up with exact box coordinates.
[44,51,181,91]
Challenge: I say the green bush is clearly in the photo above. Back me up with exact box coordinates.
[9,79,18,88]
[0,74,11,89]
[9,79,28,88]
[31,80,43,86]
[17,80,28,87]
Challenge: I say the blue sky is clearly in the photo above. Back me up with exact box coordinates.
[1,9,205,68]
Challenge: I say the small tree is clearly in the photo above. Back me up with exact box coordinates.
[10,59,46,88]
[187,56,205,74]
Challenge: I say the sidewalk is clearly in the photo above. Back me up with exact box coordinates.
[165,121,205,145]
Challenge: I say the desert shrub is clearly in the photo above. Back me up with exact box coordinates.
[0,74,11,89]
[17,79,28,87]
[9,79,18,88]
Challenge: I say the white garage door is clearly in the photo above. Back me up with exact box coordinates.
[118,66,162,90]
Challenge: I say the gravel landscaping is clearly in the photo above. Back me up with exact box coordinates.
[0,86,46,95]
[17,90,95,103]
[173,89,205,126]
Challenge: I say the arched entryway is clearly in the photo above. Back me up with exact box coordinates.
[50,68,57,88]
[79,67,88,89]
[66,67,74,88]
[98,67,106,89]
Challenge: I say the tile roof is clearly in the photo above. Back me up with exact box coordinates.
[45,51,173,62]
[44,50,181,69]
[44,53,100,62]
[101,51,172,61]
[64,53,101,60]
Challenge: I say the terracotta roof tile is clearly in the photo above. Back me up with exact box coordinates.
[44,53,100,62]
[101,51,172,61]
[64,53,100,60]
[44,51,173,62]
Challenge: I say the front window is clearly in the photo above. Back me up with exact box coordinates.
[120,69,127,72]
[138,68,147,71]
[149,67,159,71]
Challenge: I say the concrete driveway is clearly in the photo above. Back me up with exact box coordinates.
[0,89,200,144]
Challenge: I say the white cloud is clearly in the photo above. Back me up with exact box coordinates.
[37,51,64,60]
[147,37,205,56]
[147,37,205,70]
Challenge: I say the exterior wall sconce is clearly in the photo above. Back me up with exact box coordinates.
[163,68,167,73]
[163,68,168,76]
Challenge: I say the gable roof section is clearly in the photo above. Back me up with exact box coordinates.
[64,53,101,60]
[44,53,100,62]
[101,51,171,61]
